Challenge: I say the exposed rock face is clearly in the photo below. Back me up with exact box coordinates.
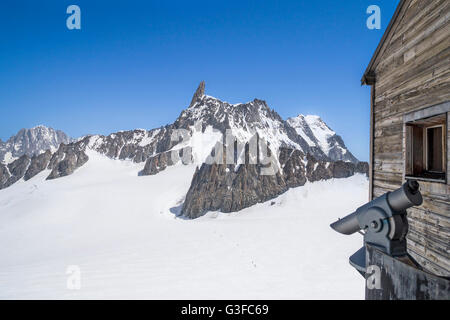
[140,149,193,176]
[181,146,368,219]
[47,137,90,180]
[305,154,333,182]
[356,161,369,177]
[8,155,31,183]
[331,160,356,178]
[279,148,307,188]
[183,163,289,219]
[182,145,289,219]
[91,128,175,163]
[24,150,52,181]
[0,163,9,188]
[189,81,205,107]
[140,151,173,176]
[0,125,71,164]
[0,155,31,189]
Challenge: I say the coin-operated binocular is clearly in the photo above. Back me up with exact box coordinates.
[330,180,423,275]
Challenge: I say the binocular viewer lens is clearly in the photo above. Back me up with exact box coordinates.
[406,180,419,194]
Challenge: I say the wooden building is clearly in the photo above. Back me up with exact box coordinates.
[362,0,449,277]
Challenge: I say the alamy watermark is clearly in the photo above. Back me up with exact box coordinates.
[366,5,381,30]
[66,5,81,30]
[170,122,280,176]
[65,6,381,32]
[66,265,81,290]
[366,265,381,289]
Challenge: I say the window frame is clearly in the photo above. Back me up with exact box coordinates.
[403,103,449,184]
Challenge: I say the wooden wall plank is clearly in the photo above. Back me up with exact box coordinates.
[368,0,449,276]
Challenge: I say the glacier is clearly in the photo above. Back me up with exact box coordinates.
[0,150,367,299]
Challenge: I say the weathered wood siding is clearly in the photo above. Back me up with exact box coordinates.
[365,245,450,300]
[371,0,450,276]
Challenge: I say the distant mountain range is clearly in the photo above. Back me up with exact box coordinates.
[0,126,71,164]
[0,82,367,217]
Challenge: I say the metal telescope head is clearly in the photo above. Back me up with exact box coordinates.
[330,180,422,236]
[330,180,423,275]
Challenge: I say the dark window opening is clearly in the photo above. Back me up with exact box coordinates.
[427,126,443,172]
[405,113,446,182]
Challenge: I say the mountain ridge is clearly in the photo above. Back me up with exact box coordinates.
[287,114,358,163]
[0,82,368,217]
[0,125,71,164]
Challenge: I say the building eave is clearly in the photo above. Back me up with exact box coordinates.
[361,0,408,85]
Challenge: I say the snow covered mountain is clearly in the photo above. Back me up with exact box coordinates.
[0,151,367,299]
[0,82,368,217]
[287,115,358,163]
[0,125,71,164]
[175,82,326,161]
[0,82,369,299]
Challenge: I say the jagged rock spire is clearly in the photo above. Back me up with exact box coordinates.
[189,81,205,107]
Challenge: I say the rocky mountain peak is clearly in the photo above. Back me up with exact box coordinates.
[0,125,71,164]
[189,81,206,108]
[0,84,367,219]
[173,89,325,165]
[287,114,358,163]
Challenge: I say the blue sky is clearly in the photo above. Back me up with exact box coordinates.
[0,0,399,161]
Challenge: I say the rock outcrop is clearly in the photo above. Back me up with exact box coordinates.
[182,143,289,218]
[24,150,52,181]
[0,155,31,189]
[181,145,368,219]
[356,161,369,177]
[140,148,193,176]
[47,137,90,180]
[0,163,9,188]
[279,148,308,188]
[189,81,205,107]
[91,128,175,163]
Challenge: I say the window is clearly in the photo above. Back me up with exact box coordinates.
[427,126,444,172]
[405,113,447,182]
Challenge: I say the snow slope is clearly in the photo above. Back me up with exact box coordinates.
[0,151,367,299]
